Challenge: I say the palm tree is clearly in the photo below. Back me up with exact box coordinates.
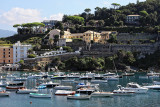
[27,49,33,55]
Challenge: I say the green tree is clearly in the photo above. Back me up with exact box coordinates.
[27,54,36,58]
[111,3,121,9]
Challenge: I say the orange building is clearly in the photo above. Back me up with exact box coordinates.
[0,47,13,64]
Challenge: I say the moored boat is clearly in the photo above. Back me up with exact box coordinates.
[67,94,90,100]
[16,89,38,94]
[0,90,10,96]
[55,90,75,96]
[29,93,51,98]
[6,86,25,91]
[54,86,72,90]
[91,91,113,97]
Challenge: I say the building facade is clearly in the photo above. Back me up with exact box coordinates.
[42,20,58,28]
[126,15,140,24]
[0,47,13,64]
[13,41,32,64]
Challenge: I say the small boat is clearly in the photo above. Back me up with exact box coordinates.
[91,80,108,83]
[36,85,46,89]
[94,74,103,79]
[55,90,75,96]
[103,76,119,81]
[0,81,8,87]
[0,76,6,80]
[14,78,27,81]
[76,83,99,89]
[122,72,134,76]
[76,88,95,95]
[51,76,66,79]
[103,72,116,76]
[8,82,24,86]
[16,89,38,94]
[61,79,75,82]
[91,91,113,97]
[67,94,90,100]
[124,82,148,93]
[40,81,60,88]
[153,81,160,85]
[79,76,92,80]
[113,85,135,96]
[54,86,72,90]
[6,86,25,91]
[29,93,51,98]
[0,90,10,96]
[143,85,160,90]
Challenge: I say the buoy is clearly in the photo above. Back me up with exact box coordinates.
[30,101,32,104]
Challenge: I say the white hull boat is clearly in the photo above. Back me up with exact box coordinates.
[153,81,160,85]
[91,80,108,83]
[67,94,90,100]
[91,92,113,97]
[55,90,75,96]
[0,91,10,96]
[124,83,148,93]
[54,86,72,90]
[29,93,51,98]
[143,85,160,90]
[16,89,38,94]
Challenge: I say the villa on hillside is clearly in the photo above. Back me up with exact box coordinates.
[126,15,140,25]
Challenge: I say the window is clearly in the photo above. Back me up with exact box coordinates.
[3,60,5,63]
[3,49,5,51]
[3,55,5,58]
[9,52,10,54]
[9,49,10,51]
[8,60,10,62]
[3,52,5,54]
[9,55,10,57]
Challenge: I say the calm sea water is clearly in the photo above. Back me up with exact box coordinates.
[0,71,160,107]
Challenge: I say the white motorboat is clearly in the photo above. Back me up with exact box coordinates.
[55,86,72,90]
[122,72,134,76]
[14,78,27,81]
[16,89,38,94]
[94,74,103,79]
[0,81,8,87]
[113,85,135,96]
[143,85,160,90]
[40,81,60,88]
[103,72,116,76]
[55,90,75,96]
[0,76,6,80]
[79,76,92,80]
[153,81,160,85]
[0,90,10,96]
[91,80,108,83]
[124,82,148,93]
[29,93,51,98]
[8,81,24,86]
[76,83,99,90]
[67,94,90,100]
[91,91,113,97]
[103,76,119,81]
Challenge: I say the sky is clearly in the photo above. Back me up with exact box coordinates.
[0,0,146,31]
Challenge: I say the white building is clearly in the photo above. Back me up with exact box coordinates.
[13,41,32,64]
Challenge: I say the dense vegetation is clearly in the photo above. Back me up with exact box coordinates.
[63,0,160,33]
[48,50,160,71]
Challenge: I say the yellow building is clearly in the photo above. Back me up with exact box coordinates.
[0,46,13,64]
[83,30,101,43]
[99,31,111,44]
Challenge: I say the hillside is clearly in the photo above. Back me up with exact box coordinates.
[0,29,16,38]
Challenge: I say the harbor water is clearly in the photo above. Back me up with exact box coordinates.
[0,71,160,107]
